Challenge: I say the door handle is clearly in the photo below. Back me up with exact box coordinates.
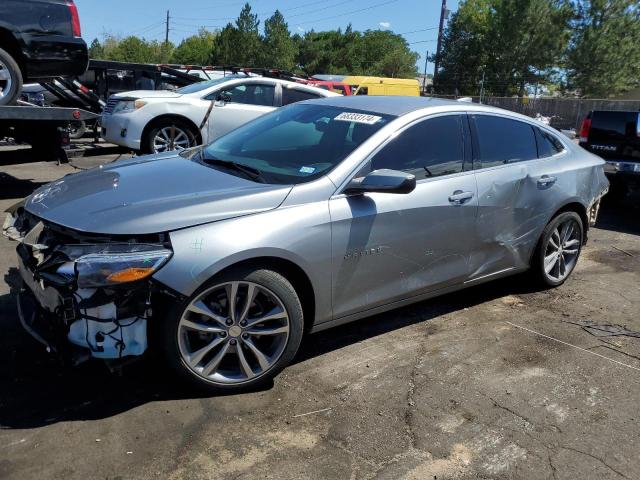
[448,190,474,205]
[537,175,557,186]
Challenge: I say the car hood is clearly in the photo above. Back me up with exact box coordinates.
[24,153,292,235]
[114,90,183,99]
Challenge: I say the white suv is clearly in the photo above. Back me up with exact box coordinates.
[101,75,338,153]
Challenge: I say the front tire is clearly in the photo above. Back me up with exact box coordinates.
[142,119,198,154]
[0,47,23,106]
[533,211,584,287]
[162,268,304,393]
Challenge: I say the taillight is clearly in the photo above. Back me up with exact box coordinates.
[67,1,81,37]
[579,118,591,143]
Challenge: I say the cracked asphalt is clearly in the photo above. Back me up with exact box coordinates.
[1,147,640,479]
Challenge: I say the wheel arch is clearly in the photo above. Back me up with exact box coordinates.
[141,114,203,149]
[549,201,589,241]
[529,200,589,267]
[0,28,25,77]
[207,256,317,333]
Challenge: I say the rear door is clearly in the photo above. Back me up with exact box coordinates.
[205,81,276,140]
[469,114,547,280]
[330,113,477,319]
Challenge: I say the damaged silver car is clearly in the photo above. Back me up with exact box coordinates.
[4,96,609,392]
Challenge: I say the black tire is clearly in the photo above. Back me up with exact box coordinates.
[142,118,198,154]
[532,211,584,287]
[0,47,23,106]
[161,268,305,393]
[68,121,86,140]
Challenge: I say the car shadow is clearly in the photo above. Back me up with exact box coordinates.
[0,269,538,430]
[0,172,47,200]
[595,195,640,236]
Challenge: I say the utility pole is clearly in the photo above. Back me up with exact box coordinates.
[164,10,170,63]
[423,50,429,95]
[165,10,170,45]
[479,70,485,103]
[433,0,447,92]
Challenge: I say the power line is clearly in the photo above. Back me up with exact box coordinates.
[297,0,402,26]
[398,27,440,35]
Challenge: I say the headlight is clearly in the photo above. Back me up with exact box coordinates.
[112,99,147,114]
[56,244,172,288]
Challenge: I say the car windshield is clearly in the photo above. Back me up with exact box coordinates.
[176,75,245,94]
[202,104,395,184]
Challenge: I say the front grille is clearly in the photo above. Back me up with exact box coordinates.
[103,97,120,115]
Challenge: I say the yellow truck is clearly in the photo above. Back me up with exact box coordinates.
[342,76,420,96]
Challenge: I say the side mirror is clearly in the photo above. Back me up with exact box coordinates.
[215,93,231,104]
[344,169,416,195]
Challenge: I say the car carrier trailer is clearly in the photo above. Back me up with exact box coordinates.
[0,104,99,164]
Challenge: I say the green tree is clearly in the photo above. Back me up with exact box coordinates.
[437,0,572,96]
[171,29,217,65]
[262,10,296,69]
[88,38,104,59]
[356,30,418,77]
[212,3,261,66]
[567,0,640,97]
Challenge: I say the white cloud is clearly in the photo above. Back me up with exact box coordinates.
[297,26,305,33]
[379,21,391,30]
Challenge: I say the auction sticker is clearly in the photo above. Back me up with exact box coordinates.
[334,112,382,124]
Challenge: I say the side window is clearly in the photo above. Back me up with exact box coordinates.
[535,128,565,158]
[473,115,537,167]
[370,115,465,179]
[217,83,275,106]
[281,88,323,106]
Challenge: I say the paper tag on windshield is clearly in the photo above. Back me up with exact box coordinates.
[299,166,316,174]
[334,112,382,124]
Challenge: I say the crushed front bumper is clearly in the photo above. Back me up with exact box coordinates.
[5,208,177,365]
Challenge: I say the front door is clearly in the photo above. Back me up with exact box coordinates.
[330,114,478,319]
[206,82,277,141]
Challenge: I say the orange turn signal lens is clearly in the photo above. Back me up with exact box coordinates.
[106,267,154,283]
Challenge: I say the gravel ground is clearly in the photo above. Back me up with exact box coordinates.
[1,147,639,480]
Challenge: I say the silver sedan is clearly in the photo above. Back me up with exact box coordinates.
[8,96,609,392]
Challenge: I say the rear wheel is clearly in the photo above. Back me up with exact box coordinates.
[533,211,584,287]
[162,268,304,392]
[143,119,198,154]
[0,47,22,106]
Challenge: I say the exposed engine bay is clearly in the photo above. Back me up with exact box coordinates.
[3,204,177,364]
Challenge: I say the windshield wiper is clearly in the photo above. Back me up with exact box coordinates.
[201,155,266,183]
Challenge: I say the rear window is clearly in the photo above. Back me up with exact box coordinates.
[473,115,538,167]
[535,128,565,157]
[281,88,323,106]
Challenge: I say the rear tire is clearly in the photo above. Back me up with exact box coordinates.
[142,118,198,154]
[532,211,584,287]
[161,268,304,393]
[0,47,23,106]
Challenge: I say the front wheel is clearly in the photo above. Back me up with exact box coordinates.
[533,211,584,287]
[162,269,304,392]
[142,119,198,154]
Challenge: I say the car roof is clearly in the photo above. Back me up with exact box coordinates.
[302,95,462,116]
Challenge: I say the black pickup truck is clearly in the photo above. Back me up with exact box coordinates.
[579,110,640,195]
[0,0,88,105]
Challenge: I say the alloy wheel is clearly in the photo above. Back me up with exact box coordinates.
[177,281,290,385]
[153,125,192,153]
[0,59,13,101]
[543,218,581,282]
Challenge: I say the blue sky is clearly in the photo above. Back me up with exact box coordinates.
[75,0,459,74]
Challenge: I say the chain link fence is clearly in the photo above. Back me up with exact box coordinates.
[431,95,640,131]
